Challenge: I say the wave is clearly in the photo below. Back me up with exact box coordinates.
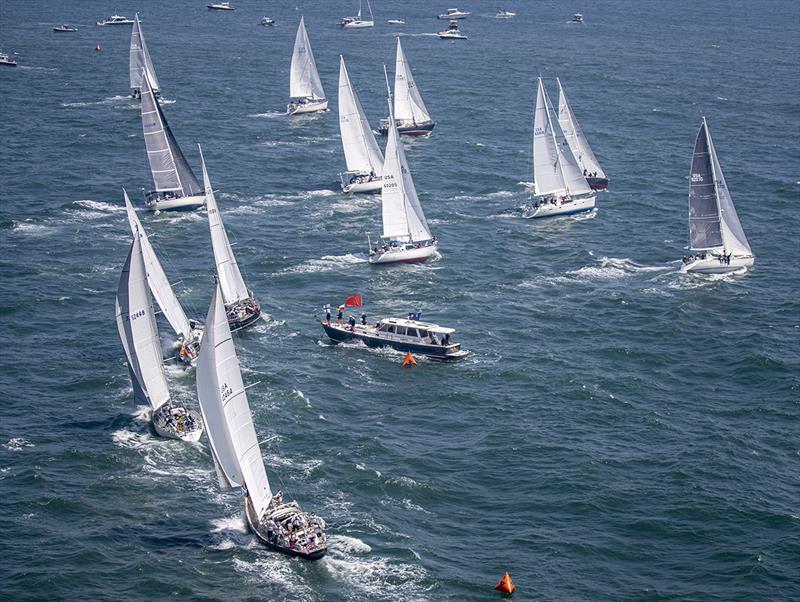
[282,253,367,275]
[73,199,124,213]
[3,437,34,452]
[248,110,286,119]
[11,221,53,236]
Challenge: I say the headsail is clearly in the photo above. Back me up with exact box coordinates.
[557,78,604,178]
[688,120,723,250]
[290,17,325,100]
[196,285,273,517]
[140,70,203,197]
[339,56,384,175]
[124,190,193,340]
[129,14,159,95]
[200,147,250,305]
[393,39,431,124]
[115,235,171,411]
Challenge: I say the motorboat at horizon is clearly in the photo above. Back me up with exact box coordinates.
[0,52,17,66]
[129,14,160,100]
[387,19,405,25]
[557,78,608,190]
[378,38,435,137]
[437,8,471,19]
[496,9,516,18]
[53,24,78,32]
[571,12,585,23]
[438,20,468,40]
[340,0,374,28]
[97,15,135,26]
[207,1,235,10]
[287,17,328,115]
[260,17,275,26]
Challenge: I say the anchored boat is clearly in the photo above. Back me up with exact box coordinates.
[197,285,327,560]
[287,17,328,115]
[340,0,374,28]
[680,118,754,274]
[557,78,608,190]
[378,38,435,137]
[129,14,160,100]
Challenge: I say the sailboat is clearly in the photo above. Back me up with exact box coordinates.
[116,234,204,442]
[129,13,159,100]
[197,284,328,559]
[139,70,206,212]
[124,190,203,365]
[523,77,596,218]
[340,0,374,28]
[680,118,754,274]
[287,17,328,115]
[557,78,608,190]
[199,147,262,331]
[338,56,383,193]
[379,38,435,137]
[368,92,438,264]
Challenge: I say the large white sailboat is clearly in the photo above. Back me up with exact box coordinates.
[523,77,596,219]
[287,17,328,115]
[681,118,754,274]
[557,78,608,190]
[199,147,262,330]
[116,235,204,442]
[338,56,383,194]
[379,38,435,137]
[369,97,437,264]
[129,13,159,100]
[340,0,374,28]
[139,70,206,212]
[197,284,328,559]
[124,190,203,365]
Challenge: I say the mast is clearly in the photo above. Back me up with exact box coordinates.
[129,14,160,95]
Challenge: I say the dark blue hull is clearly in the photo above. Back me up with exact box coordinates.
[378,121,435,137]
[587,176,609,191]
[321,323,459,359]
[229,305,261,332]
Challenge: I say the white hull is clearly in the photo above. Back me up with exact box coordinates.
[369,242,437,264]
[146,193,206,212]
[523,195,596,219]
[342,179,382,194]
[343,20,374,28]
[439,32,468,39]
[681,255,755,274]
[287,99,328,115]
[152,406,204,442]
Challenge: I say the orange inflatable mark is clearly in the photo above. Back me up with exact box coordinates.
[494,572,516,595]
[402,352,416,367]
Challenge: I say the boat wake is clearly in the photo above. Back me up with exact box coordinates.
[566,256,671,281]
[3,437,34,452]
[73,199,125,213]
[61,95,131,108]
[249,110,287,119]
[282,253,367,275]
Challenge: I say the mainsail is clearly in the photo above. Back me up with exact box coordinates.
[196,284,273,517]
[199,147,250,305]
[140,70,203,197]
[129,13,159,95]
[115,235,171,411]
[381,104,432,241]
[393,38,431,124]
[557,78,604,178]
[290,17,325,100]
[339,56,383,175]
[124,190,193,340]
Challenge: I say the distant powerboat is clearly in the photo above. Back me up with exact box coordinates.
[387,19,405,25]
[496,9,516,18]
[340,0,374,28]
[437,8,471,19]
[571,12,585,23]
[438,20,468,39]
[0,52,17,67]
[53,24,78,32]
[260,17,275,26]
[96,15,134,26]
[207,1,235,10]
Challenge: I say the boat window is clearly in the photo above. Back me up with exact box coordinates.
[395,327,406,336]
[417,329,427,338]
[406,328,418,337]
[386,325,395,333]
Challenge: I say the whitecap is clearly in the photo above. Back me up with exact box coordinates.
[3,437,34,452]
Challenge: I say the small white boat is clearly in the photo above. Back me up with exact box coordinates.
[96,15,134,26]
[496,9,516,18]
[0,52,17,67]
[378,39,436,137]
[340,0,374,28]
[207,1,235,10]
[129,14,160,100]
[557,78,608,190]
[387,19,405,25]
[260,17,275,26]
[287,17,328,115]
[53,24,78,32]
[680,118,754,274]
[437,8,471,19]
[438,20,468,39]
[571,12,584,23]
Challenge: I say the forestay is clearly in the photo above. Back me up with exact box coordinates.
[140,70,203,197]
[688,120,723,250]
[393,38,431,124]
[338,56,383,174]
[290,17,325,100]
[196,285,273,517]
[200,147,250,305]
[124,190,193,340]
[129,14,159,94]
[115,236,171,411]
[557,78,604,178]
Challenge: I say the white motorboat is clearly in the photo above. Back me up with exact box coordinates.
[496,9,516,18]
[129,14,160,100]
[338,56,383,193]
[260,17,275,26]
[437,8,471,19]
[287,17,328,115]
[115,235,204,442]
[53,24,78,32]
[522,77,596,219]
[387,19,405,25]
[557,78,608,190]
[340,0,374,28]
[378,38,435,137]
[197,284,328,560]
[139,70,206,212]
[571,12,584,23]
[438,20,468,39]
[97,15,134,26]
[680,118,754,274]
[0,52,17,67]
[207,1,235,10]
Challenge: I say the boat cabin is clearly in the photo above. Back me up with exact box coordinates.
[376,317,455,346]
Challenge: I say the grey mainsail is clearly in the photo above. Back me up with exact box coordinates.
[688,121,723,250]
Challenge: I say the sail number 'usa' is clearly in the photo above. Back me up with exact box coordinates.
[691,173,703,182]
[221,382,234,402]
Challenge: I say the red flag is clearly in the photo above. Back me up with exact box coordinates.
[345,295,362,307]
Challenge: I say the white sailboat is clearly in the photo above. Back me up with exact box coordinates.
[123,190,203,365]
[379,38,435,137]
[139,70,206,212]
[681,118,754,274]
[199,147,262,330]
[197,284,328,559]
[523,77,596,218]
[369,94,437,264]
[340,0,375,28]
[338,56,383,193]
[287,17,328,115]
[129,13,159,100]
[116,234,204,442]
[557,78,608,190]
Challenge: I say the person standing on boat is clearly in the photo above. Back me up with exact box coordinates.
[361,313,367,325]
[337,307,343,325]
[324,304,331,324]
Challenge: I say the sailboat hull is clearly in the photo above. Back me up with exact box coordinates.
[287,99,328,115]
[227,300,261,332]
[152,406,204,442]
[340,173,382,193]
[145,193,207,212]
[342,20,374,28]
[680,255,755,274]
[523,195,596,219]
[587,176,609,191]
[378,121,435,137]
[369,243,437,264]
[244,496,328,560]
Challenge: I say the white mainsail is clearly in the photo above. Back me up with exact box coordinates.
[196,284,272,517]
[290,17,325,101]
[116,235,170,411]
[338,56,383,175]
[199,147,250,305]
[129,13,159,95]
[123,190,193,340]
[393,38,431,124]
[557,78,604,178]
[381,105,432,241]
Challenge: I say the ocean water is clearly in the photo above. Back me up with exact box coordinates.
[1,1,799,600]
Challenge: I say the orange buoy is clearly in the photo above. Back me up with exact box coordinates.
[494,572,516,595]
[95,43,101,52]
[402,352,416,367]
